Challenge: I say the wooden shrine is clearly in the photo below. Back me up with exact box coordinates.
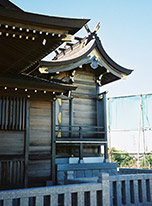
[0,0,132,189]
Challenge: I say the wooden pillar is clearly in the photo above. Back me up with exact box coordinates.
[24,98,30,187]
[96,86,103,157]
[96,85,101,129]
[96,86,108,161]
[51,100,56,185]
[79,127,83,163]
[103,92,108,162]
[79,143,83,162]
[69,98,73,137]
[69,98,74,156]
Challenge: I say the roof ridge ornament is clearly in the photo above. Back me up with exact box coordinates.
[61,34,74,42]
[84,24,91,34]
[94,22,100,33]
[84,22,100,34]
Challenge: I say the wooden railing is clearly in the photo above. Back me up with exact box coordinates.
[56,125,105,141]
[0,159,24,188]
[56,125,108,161]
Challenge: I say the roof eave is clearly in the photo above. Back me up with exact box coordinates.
[0,7,89,35]
[95,36,133,76]
[0,0,22,11]
[39,35,133,77]
[39,39,96,73]
[0,74,77,92]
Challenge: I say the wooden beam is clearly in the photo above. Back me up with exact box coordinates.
[51,101,56,185]
[96,87,109,160]
[15,97,18,130]
[56,141,107,144]
[96,89,102,159]
[74,36,83,42]
[0,87,55,101]
[96,86,105,137]
[71,92,96,99]
[4,96,8,130]
[104,143,108,161]
[1,96,5,130]
[69,98,73,137]
[0,74,76,92]
[12,96,15,130]
[0,20,68,35]
[8,96,12,130]
[103,92,108,161]
[19,97,22,131]
[79,127,83,162]
[24,98,29,187]
[79,143,83,161]
[22,98,26,130]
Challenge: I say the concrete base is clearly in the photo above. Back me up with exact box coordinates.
[56,157,104,164]
[57,161,118,185]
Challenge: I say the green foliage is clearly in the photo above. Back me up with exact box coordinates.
[140,154,152,168]
[109,147,135,168]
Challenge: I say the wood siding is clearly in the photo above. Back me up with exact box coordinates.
[73,69,97,127]
[57,145,99,158]
[0,96,26,131]
[57,69,101,157]
[28,159,51,187]
[0,159,24,188]
[72,69,96,98]
[73,98,96,126]
[0,95,26,188]
[29,100,51,154]
[61,100,69,125]
[58,70,97,132]
[29,100,52,186]
[0,131,24,155]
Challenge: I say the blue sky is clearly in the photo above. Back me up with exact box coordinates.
[11,0,152,97]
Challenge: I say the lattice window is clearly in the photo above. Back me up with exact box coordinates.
[0,96,27,130]
[0,159,25,186]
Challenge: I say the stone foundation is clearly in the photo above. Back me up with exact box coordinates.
[56,159,118,185]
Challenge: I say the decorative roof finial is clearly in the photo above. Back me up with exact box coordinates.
[84,22,100,34]
[84,24,91,33]
[93,22,100,33]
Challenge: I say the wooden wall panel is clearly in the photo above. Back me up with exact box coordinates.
[73,98,96,126]
[74,70,95,82]
[72,70,97,127]
[28,159,51,186]
[73,84,96,95]
[28,159,51,177]
[61,100,69,125]
[0,159,24,188]
[29,100,51,154]
[0,96,26,131]
[57,69,99,157]
[73,98,96,108]
[73,70,96,96]
[56,145,98,158]
[29,100,52,186]
[0,131,24,155]
[60,70,97,128]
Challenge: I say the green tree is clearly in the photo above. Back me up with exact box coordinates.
[140,154,152,168]
[109,147,135,167]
